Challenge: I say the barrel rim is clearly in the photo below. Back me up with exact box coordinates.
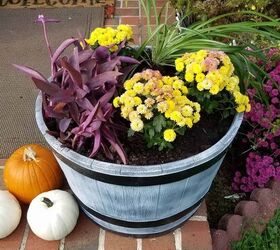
[35,92,243,177]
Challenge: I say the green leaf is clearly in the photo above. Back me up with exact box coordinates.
[176,127,186,136]
[127,128,135,137]
[153,114,166,133]
[148,128,155,138]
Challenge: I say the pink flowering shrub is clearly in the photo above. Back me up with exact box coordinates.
[232,49,280,192]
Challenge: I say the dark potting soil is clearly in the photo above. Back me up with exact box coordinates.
[90,113,233,165]
[46,113,233,165]
[119,114,232,165]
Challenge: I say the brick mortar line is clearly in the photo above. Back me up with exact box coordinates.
[174,228,182,250]
[98,228,105,250]
[115,15,140,17]
[189,215,208,222]
[19,223,30,250]
[138,0,142,43]
[116,7,139,9]
[59,238,65,250]
[136,238,142,250]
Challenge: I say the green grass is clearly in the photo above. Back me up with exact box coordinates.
[231,209,280,250]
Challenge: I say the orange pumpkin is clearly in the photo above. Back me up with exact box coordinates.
[4,144,64,204]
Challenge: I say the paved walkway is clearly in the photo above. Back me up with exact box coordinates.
[0,2,213,249]
[0,159,213,250]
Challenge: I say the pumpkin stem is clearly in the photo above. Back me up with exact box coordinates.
[23,147,38,162]
[41,197,53,207]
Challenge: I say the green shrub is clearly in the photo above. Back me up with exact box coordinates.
[231,209,280,250]
[170,0,280,22]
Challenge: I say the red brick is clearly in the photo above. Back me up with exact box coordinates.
[25,230,60,250]
[218,214,243,242]
[211,229,230,250]
[234,201,259,218]
[132,35,140,44]
[269,180,280,206]
[105,18,120,26]
[142,233,175,250]
[250,188,274,205]
[270,180,280,194]
[140,0,171,8]
[181,221,212,250]
[0,205,27,250]
[115,8,139,16]
[104,231,137,250]
[121,1,139,7]
[120,16,140,25]
[140,15,176,25]
[141,6,175,15]
[64,213,100,250]
[0,169,5,190]
[194,200,207,217]
[0,159,5,166]
[0,159,6,190]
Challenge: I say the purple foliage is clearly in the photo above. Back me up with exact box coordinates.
[232,49,280,192]
[14,16,139,164]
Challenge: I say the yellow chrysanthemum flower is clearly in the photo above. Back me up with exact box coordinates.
[185,72,194,82]
[181,86,188,94]
[134,97,142,106]
[144,98,155,108]
[236,105,246,113]
[175,58,185,72]
[193,113,201,123]
[113,97,120,108]
[130,118,144,132]
[192,63,202,74]
[195,73,205,83]
[181,106,193,117]
[170,111,183,123]
[129,111,140,121]
[124,97,135,107]
[136,104,148,114]
[163,129,176,142]
[184,118,193,128]
[157,101,168,113]
[133,82,144,94]
[145,111,154,120]
[209,85,219,95]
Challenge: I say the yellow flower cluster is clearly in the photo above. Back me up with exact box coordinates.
[175,50,251,112]
[113,69,201,142]
[85,25,133,52]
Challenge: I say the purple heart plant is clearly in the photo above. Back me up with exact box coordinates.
[13,15,140,164]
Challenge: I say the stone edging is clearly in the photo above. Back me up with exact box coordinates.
[211,180,280,250]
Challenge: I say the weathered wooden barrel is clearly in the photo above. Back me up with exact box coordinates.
[35,93,243,235]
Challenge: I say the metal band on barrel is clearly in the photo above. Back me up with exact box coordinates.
[74,194,205,228]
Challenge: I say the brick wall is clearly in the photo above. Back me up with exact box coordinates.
[105,0,176,43]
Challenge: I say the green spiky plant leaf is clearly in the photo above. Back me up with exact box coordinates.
[136,1,280,100]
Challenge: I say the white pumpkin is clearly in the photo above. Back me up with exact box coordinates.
[27,189,79,241]
[0,190,22,239]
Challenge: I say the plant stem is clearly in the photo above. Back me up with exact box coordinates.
[42,22,53,60]
[23,147,37,162]
[41,197,54,207]
[41,21,54,76]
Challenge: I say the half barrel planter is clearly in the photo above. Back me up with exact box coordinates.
[35,93,244,236]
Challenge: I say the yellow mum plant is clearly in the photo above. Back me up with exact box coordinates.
[114,69,201,150]
[176,50,251,115]
[85,25,133,52]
